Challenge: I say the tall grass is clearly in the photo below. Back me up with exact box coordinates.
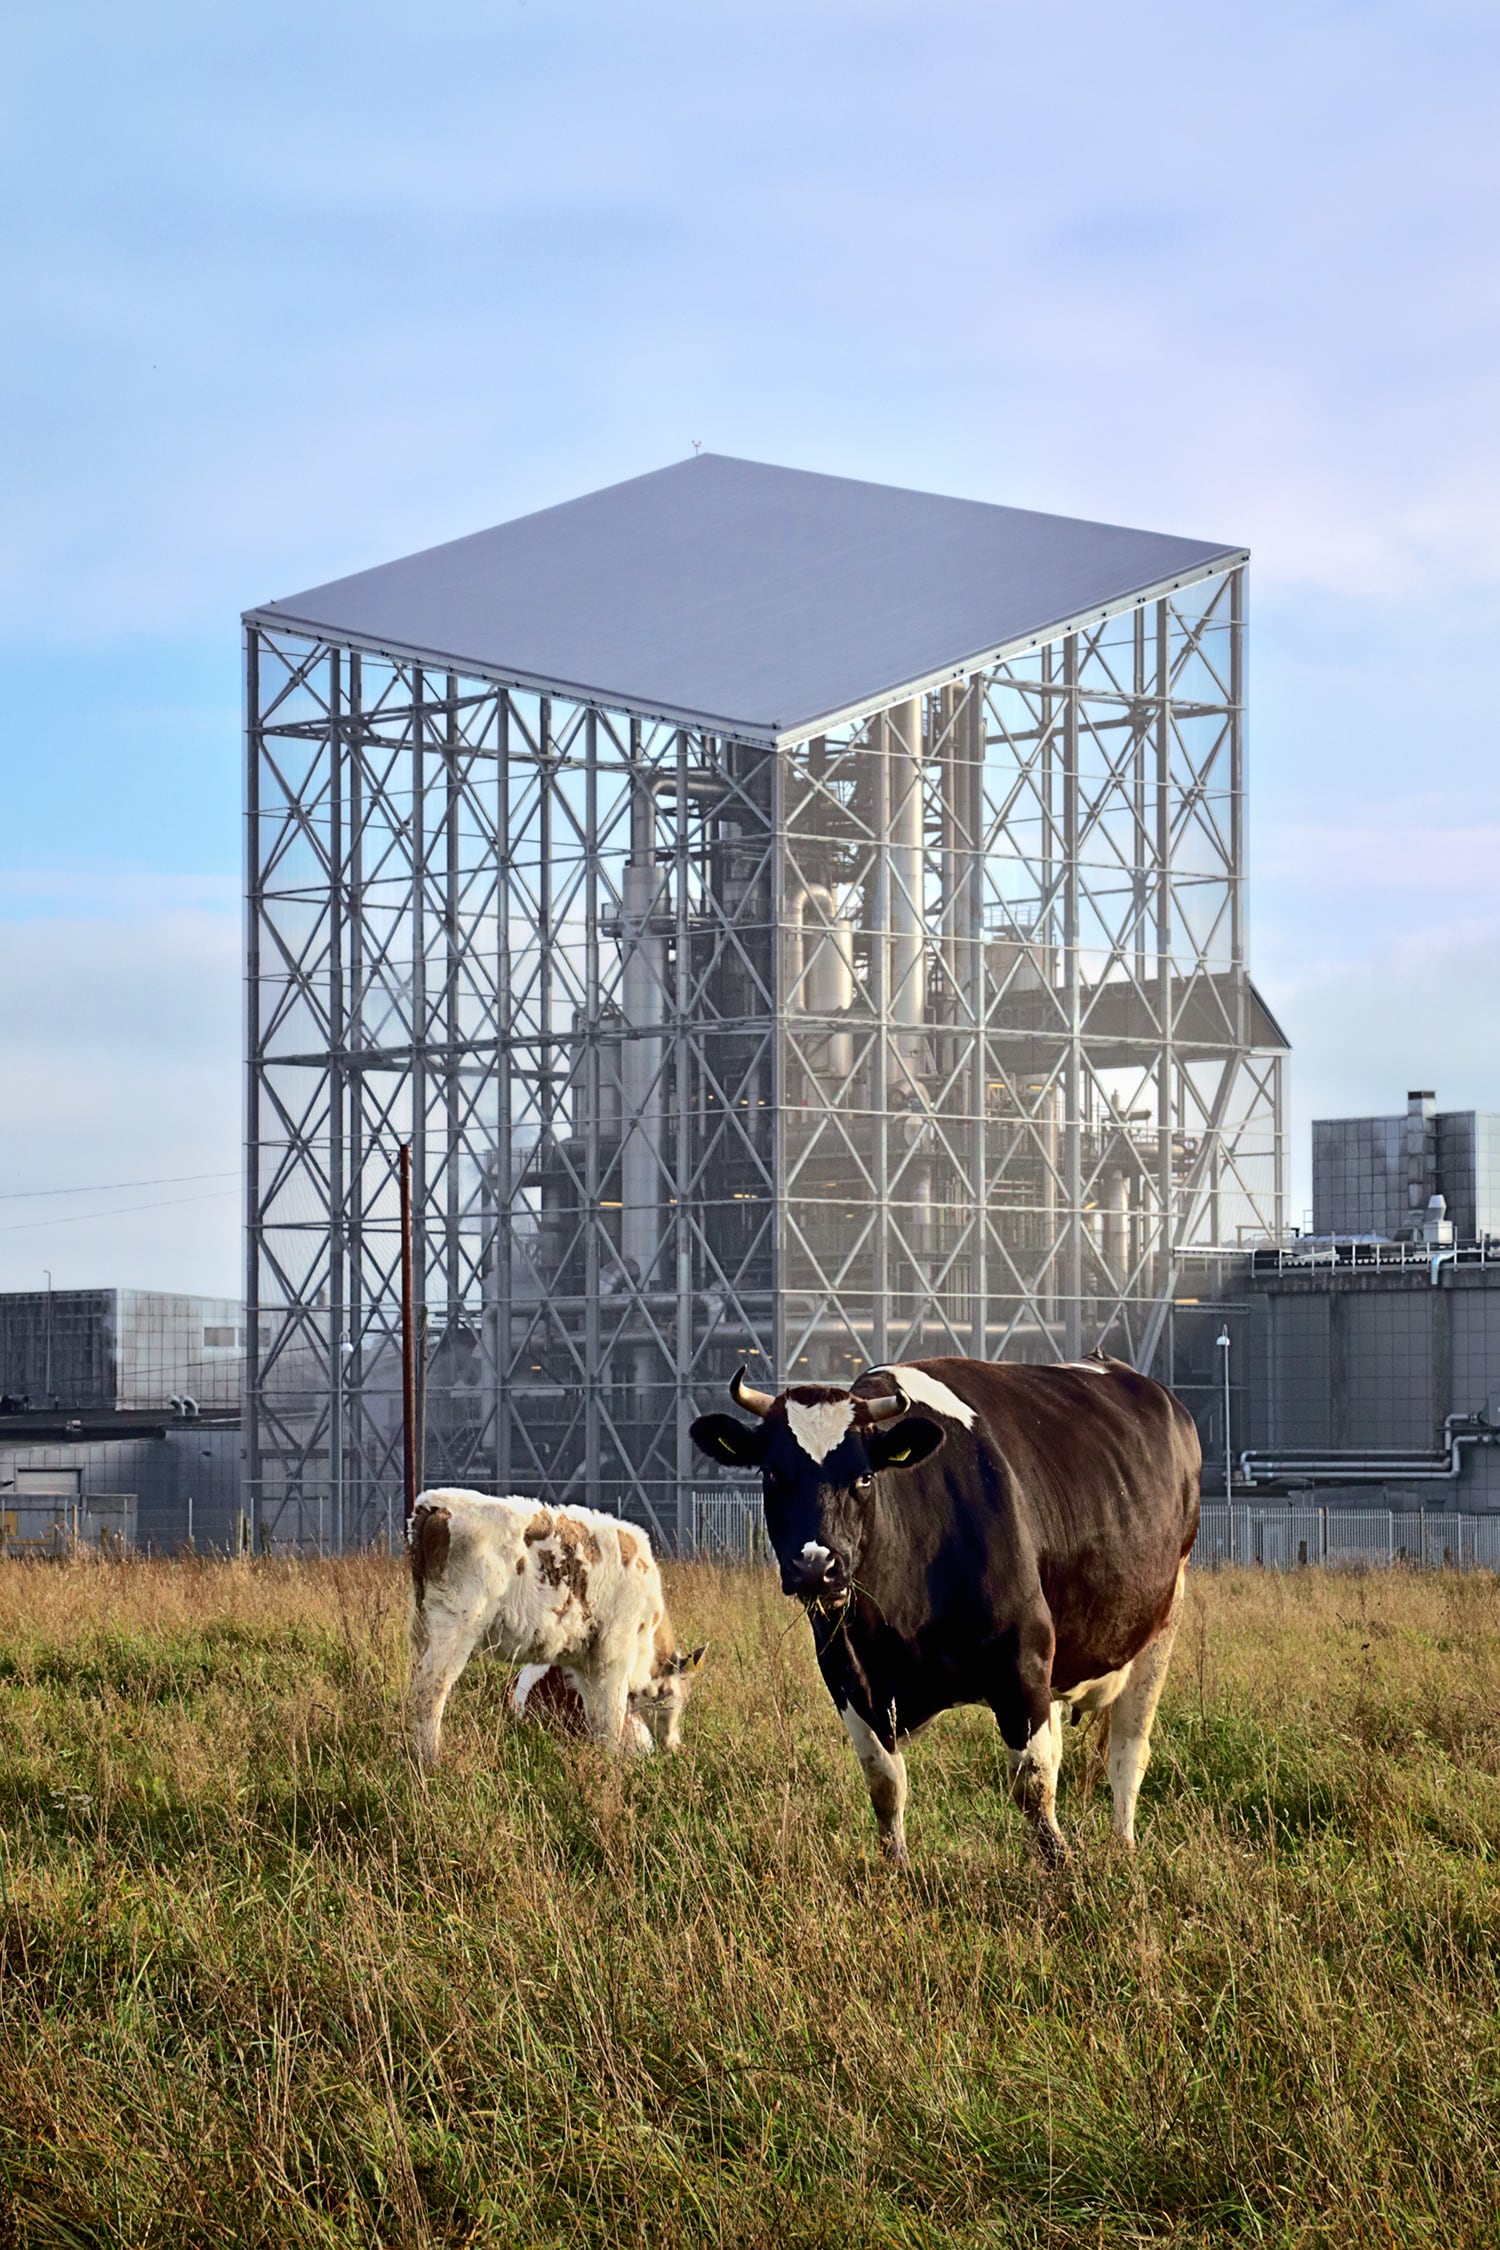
[0,1555,1497,2247]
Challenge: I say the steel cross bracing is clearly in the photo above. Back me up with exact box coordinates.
[244,563,1282,1547]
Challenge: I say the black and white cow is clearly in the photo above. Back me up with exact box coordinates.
[691,1356,1200,1864]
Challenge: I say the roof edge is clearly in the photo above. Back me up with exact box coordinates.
[239,611,781,746]
[244,543,1247,751]
[772,549,1248,745]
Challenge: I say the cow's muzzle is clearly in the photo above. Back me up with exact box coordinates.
[781,1543,848,1603]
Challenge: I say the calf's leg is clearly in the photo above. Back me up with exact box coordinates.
[410,1599,488,1770]
[1107,1565,1186,1847]
[840,1704,909,1866]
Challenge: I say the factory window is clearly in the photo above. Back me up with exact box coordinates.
[202,1326,240,1349]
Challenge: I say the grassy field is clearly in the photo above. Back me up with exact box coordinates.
[0,1556,1497,2250]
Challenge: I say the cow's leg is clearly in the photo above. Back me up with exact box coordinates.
[1107,1566,1186,1848]
[993,1620,1068,1865]
[410,1599,488,1770]
[1003,1699,1067,1866]
[840,1704,909,1867]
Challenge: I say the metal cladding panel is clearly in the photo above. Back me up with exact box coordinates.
[248,454,1240,740]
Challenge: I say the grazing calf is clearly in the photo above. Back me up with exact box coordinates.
[408,1488,705,1766]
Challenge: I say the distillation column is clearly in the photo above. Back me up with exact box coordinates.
[620,781,666,1297]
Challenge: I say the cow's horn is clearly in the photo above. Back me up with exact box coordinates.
[864,1387,908,1424]
[729,1366,776,1418]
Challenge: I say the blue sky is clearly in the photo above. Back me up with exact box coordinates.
[2,0,1497,1289]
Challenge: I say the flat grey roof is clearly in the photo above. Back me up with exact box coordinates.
[248,455,1242,745]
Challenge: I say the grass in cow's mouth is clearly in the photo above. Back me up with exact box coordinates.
[0,1555,1497,2247]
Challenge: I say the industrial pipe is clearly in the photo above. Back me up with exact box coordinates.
[1238,1414,1495,1486]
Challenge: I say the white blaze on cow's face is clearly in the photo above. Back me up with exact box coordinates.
[761,1388,874,1600]
[784,1395,855,1462]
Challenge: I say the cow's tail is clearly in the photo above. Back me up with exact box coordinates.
[409,1500,451,1611]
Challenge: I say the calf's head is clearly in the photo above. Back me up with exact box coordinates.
[629,1642,708,1751]
[690,1370,945,1602]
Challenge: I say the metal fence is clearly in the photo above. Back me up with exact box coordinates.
[691,1489,1500,1572]
[1193,1503,1500,1570]
[690,1488,772,1563]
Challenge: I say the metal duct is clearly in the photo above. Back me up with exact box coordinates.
[620,793,667,1286]
[789,881,855,1081]
[1101,1166,1130,1282]
[888,695,925,1080]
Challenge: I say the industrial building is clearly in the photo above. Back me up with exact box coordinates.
[1166,1084,1500,1519]
[0,1289,245,1554]
[1313,1090,1500,1244]
[244,455,1286,1548]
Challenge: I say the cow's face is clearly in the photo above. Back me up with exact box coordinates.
[691,1379,945,1604]
[630,1644,708,1751]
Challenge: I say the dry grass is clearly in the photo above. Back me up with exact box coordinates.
[0,1555,1498,2248]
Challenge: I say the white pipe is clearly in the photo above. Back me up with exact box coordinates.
[888,696,925,1075]
[801,883,854,1081]
[1101,1167,1129,1280]
[620,853,666,1285]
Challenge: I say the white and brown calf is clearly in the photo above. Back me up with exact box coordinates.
[408,1488,705,1766]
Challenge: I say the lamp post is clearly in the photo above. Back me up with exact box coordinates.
[1216,1326,1233,1498]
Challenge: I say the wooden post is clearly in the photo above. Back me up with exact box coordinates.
[400,1142,417,1529]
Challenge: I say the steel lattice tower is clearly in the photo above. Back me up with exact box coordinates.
[244,457,1286,1549]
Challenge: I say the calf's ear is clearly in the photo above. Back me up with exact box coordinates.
[675,1643,708,1674]
[690,1413,768,1469]
[866,1415,946,1475]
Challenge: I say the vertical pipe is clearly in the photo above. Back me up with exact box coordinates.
[410,668,428,1413]
[1133,603,1148,993]
[494,694,512,1494]
[1229,567,1246,1026]
[675,727,693,1549]
[328,648,344,1555]
[538,697,554,1157]
[243,624,262,1549]
[400,1142,417,1527]
[1273,1053,1287,1239]
[889,694,925,1074]
[537,698,554,1494]
[771,737,788,1399]
[966,679,988,1357]
[583,710,601,1510]
[870,712,890,1366]
[347,653,365,1545]
[1155,600,1174,1328]
[939,683,960,1024]
[621,721,665,1292]
[1062,635,1082,1359]
[1040,645,1057,1323]
[445,673,462,1332]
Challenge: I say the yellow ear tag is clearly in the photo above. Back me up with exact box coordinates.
[886,1444,912,1464]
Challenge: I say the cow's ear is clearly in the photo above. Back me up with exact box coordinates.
[690,1414,768,1469]
[866,1415,946,1475]
[675,1643,708,1674]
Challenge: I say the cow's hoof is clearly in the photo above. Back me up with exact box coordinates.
[1036,1825,1070,1869]
[878,1836,911,1870]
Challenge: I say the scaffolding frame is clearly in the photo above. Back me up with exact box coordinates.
[244,560,1282,1548]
